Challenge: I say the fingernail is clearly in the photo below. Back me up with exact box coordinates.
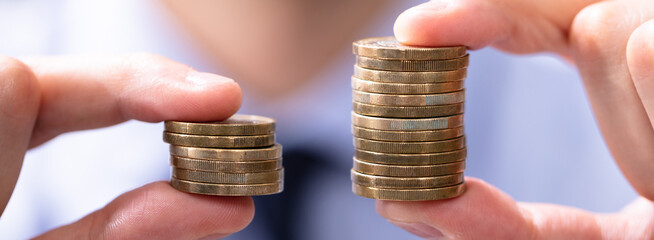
[198,233,229,240]
[186,72,234,86]
[389,221,444,239]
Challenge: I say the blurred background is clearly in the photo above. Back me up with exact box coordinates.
[0,0,638,239]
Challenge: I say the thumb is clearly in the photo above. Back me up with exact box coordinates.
[375,178,648,239]
[35,182,254,240]
[393,0,599,54]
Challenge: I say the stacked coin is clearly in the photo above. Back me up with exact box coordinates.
[350,37,468,201]
[163,115,283,196]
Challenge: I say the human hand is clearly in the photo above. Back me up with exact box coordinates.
[377,0,654,238]
[0,53,252,239]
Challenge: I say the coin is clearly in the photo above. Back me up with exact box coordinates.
[351,112,463,130]
[172,168,283,184]
[350,36,471,201]
[352,126,464,142]
[352,182,465,201]
[352,102,464,118]
[354,137,465,154]
[169,144,282,161]
[353,158,465,177]
[171,156,282,172]
[352,77,464,94]
[355,148,466,165]
[356,55,469,72]
[163,132,274,148]
[351,170,464,189]
[353,90,465,106]
[353,65,467,83]
[165,115,275,136]
[171,178,283,196]
[352,37,467,60]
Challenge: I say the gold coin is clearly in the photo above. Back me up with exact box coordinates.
[172,168,283,184]
[353,158,465,177]
[169,144,282,161]
[171,156,282,172]
[352,77,464,94]
[354,65,467,83]
[351,112,463,130]
[353,37,467,60]
[163,132,274,148]
[354,137,465,154]
[352,102,464,118]
[352,126,464,142]
[353,90,465,106]
[171,178,283,196]
[352,182,465,201]
[165,115,275,136]
[170,144,282,162]
[351,170,464,189]
[356,55,469,72]
[354,148,466,165]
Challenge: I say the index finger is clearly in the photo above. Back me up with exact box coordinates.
[393,0,599,55]
[23,53,242,147]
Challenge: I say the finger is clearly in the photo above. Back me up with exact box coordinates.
[627,19,654,191]
[35,182,254,240]
[393,0,599,54]
[22,53,242,147]
[395,0,654,201]
[376,178,650,239]
[377,178,534,239]
[0,56,40,216]
[570,2,654,199]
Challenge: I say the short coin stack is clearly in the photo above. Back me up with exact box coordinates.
[350,37,468,201]
[163,115,283,196]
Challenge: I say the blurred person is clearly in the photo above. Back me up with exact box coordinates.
[0,0,648,240]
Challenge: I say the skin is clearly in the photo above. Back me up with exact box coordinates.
[377,0,654,239]
[0,54,252,239]
[2,0,653,238]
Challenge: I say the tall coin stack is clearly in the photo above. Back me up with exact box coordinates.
[350,37,468,201]
[163,115,284,196]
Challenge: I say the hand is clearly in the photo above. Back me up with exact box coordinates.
[377,0,654,238]
[0,53,252,239]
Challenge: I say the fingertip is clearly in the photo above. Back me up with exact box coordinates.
[148,181,255,233]
[162,71,243,122]
[376,199,448,239]
[124,70,243,123]
[393,0,513,49]
[627,19,654,81]
[377,177,531,239]
[97,181,254,239]
[375,178,487,220]
[114,53,242,123]
[183,71,243,120]
[0,56,41,117]
[394,0,451,45]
